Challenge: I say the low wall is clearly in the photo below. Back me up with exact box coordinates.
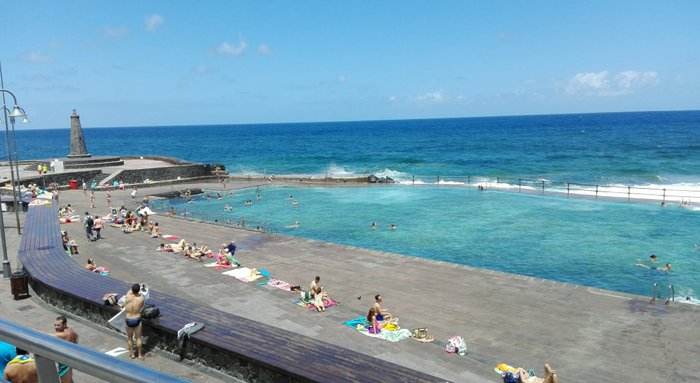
[105,164,219,185]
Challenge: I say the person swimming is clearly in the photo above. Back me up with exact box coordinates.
[286,220,300,229]
[636,262,672,272]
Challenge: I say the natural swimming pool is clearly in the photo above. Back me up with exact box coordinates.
[152,185,700,303]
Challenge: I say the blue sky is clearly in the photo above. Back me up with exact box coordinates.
[1,1,698,129]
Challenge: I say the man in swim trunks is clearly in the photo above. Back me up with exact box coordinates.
[52,315,78,383]
[125,283,146,359]
[2,348,37,383]
[372,294,394,322]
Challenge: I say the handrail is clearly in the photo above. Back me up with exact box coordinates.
[666,284,675,305]
[0,319,188,383]
[650,283,658,304]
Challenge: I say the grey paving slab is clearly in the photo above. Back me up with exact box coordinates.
[3,176,700,382]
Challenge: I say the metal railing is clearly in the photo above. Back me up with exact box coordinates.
[0,318,188,383]
[650,283,675,305]
[222,173,698,205]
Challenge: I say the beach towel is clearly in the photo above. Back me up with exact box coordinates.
[203,262,220,268]
[343,317,367,329]
[222,267,252,278]
[110,223,121,228]
[267,279,292,291]
[342,316,411,342]
[162,234,178,241]
[214,264,234,270]
[294,298,339,310]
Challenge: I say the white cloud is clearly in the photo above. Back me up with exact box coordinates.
[146,14,164,32]
[616,70,658,89]
[103,26,129,39]
[23,52,52,63]
[195,65,209,74]
[218,39,247,56]
[565,70,658,96]
[337,74,345,83]
[414,90,446,103]
[257,44,272,55]
[388,95,397,102]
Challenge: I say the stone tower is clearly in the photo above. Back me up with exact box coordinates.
[67,109,91,158]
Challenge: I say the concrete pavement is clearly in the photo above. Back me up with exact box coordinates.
[3,179,700,382]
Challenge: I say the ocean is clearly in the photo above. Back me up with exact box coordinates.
[8,110,700,302]
[10,110,700,188]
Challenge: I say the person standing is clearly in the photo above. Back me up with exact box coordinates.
[52,315,79,383]
[106,190,112,207]
[2,348,37,383]
[93,216,103,240]
[89,191,96,208]
[124,283,146,360]
[82,180,87,196]
[84,212,94,241]
[42,164,48,174]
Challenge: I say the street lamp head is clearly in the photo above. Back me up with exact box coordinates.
[9,105,25,118]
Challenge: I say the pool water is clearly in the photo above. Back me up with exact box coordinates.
[152,185,700,302]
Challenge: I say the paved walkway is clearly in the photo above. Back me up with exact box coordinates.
[3,179,700,382]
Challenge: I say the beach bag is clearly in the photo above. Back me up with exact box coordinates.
[445,335,467,355]
[502,371,519,383]
[102,293,118,306]
[412,328,434,343]
[140,304,161,319]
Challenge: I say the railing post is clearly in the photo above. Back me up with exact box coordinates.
[662,188,666,204]
[567,183,570,197]
[497,177,500,184]
[467,176,470,185]
[541,180,545,193]
[628,186,631,202]
[518,178,521,192]
[34,354,61,383]
[437,176,440,185]
[650,283,657,304]
[595,185,599,199]
[412,175,415,185]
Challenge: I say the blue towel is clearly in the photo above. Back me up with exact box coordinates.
[342,316,366,328]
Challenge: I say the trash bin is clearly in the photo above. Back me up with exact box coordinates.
[10,271,29,300]
[69,179,78,189]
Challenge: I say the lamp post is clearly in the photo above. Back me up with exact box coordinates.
[1,105,25,234]
[0,88,27,279]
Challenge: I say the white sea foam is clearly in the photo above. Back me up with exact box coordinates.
[373,168,412,182]
[324,163,356,176]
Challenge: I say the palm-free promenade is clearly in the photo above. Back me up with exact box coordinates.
[4,178,700,382]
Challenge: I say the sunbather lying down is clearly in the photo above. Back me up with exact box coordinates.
[516,364,557,383]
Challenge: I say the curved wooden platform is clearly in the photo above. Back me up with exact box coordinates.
[18,204,448,383]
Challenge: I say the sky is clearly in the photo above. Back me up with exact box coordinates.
[1,1,699,129]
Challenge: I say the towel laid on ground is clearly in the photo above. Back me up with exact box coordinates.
[294,298,339,310]
[222,267,251,278]
[162,234,178,241]
[267,279,292,291]
[342,316,411,342]
[222,267,262,282]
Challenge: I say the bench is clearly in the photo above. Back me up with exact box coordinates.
[18,205,448,383]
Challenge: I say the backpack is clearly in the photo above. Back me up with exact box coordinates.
[85,216,94,228]
[140,304,160,319]
[503,371,520,383]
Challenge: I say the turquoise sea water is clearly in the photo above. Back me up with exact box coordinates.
[7,110,700,301]
[152,185,700,303]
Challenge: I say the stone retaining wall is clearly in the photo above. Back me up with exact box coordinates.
[28,277,303,383]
